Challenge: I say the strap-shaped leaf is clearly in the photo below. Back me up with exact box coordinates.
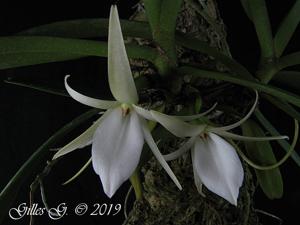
[247,0,275,59]
[16,18,252,80]
[143,0,161,32]
[240,0,252,20]
[272,71,300,94]
[278,51,300,70]
[176,34,253,79]
[178,66,300,108]
[262,94,300,122]
[0,36,157,70]
[274,0,300,57]
[18,19,152,39]
[144,0,183,65]
[241,120,283,199]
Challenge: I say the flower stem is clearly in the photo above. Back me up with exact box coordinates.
[129,169,143,200]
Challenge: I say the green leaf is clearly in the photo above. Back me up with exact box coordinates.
[255,109,300,167]
[262,94,300,122]
[240,0,252,20]
[176,34,253,79]
[277,51,300,70]
[274,0,300,57]
[0,36,157,70]
[178,66,300,108]
[143,0,161,33]
[17,18,252,80]
[248,0,275,59]
[18,19,152,39]
[272,70,300,94]
[144,0,183,67]
[0,109,99,223]
[241,120,283,199]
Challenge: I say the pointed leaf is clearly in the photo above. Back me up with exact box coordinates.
[278,51,300,70]
[262,94,300,122]
[272,71,300,95]
[178,66,300,108]
[18,18,152,39]
[176,34,253,79]
[274,0,300,57]
[248,0,274,59]
[0,36,157,70]
[241,120,283,199]
[240,0,252,20]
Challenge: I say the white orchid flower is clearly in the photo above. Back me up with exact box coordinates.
[147,92,288,205]
[52,5,188,198]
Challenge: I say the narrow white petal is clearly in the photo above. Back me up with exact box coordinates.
[132,104,155,121]
[108,5,138,104]
[52,110,111,159]
[141,119,182,190]
[215,130,289,141]
[176,103,218,121]
[65,75,118,109]
[193,133,244,205]
[209,91,258,131]
[150,110,206,138]
[191,148,205,196]
[92,107,144,198]
[164,137,196,161]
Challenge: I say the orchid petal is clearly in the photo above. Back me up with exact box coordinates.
[191,148,205,196]
[65,75,118,109]
[52,110,111,159]
[132,104,155,121]
[141,119,182,190]
[150,110,206,138]
[92,107,144,198]
[215,130,288,141]
[209,91,258,131]
[164,137,196,161]
[176,103,218,121]
[108,5,138,104]
[193,133,244,205]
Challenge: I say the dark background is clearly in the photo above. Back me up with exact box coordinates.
[1,0,299,224]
